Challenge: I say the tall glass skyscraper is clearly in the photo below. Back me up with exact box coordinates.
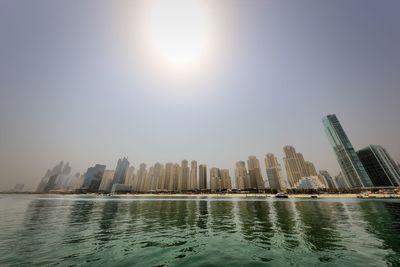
[322,114,373,188]
[357,145,400,187]
[112,157,130,185]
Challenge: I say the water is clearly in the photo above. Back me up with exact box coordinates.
[0,195,400,267]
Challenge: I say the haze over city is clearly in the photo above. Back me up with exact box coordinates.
[1,0,400,191]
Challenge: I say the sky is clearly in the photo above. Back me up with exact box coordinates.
[0,0,399,190]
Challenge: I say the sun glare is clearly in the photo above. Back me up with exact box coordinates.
[141,0,216,75]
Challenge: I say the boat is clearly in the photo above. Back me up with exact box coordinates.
[275,192,289,198]
[310,194,318,198]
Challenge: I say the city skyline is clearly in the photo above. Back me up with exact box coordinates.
[6,113,400,192]
[1,1,400,190]
[31,114,400,194]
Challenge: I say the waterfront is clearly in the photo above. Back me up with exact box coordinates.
[1,195,400,266]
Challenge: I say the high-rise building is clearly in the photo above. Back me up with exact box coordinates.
[164,163,174,191]
[112,157,130,185]
[264,153,286,192]
[305,161,318,176]
[247,156,265,191]
[81,164,106,192]
[44,174,58,192]
[126,166,136,187]
[235,161,250,190]
[171,164,180,191]
[99,170,115,192]
[199,164,207,190]
[189,160,198,191]
[152,163,165,191]
[323,114,373,188]
[136,163,147,192]
[220,169,232,191]
[62,162,72,175]
[357,145,400,187]
[319,170,336,190]
[36,161,66,193]
[178,160,189,191]
[144,166,153,191]
[283,146,308,188]
[334,172,350,189]
[210,167,221,192]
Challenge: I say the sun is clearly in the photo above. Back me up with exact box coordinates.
[142,0,215,73]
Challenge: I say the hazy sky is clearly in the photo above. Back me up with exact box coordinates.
[1,0,399,190]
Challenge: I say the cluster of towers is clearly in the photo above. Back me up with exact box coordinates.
[234,150,327,193]
[79,159,234,193]
[36,114,400,194]
[36,161,81,193]
[323,114,400,189]
[76,148,326,194]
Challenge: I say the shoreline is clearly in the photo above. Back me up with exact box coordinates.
[1,192,400,199]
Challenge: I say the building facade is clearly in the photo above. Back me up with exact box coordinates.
[357,145,400,187]
[220,169,232,191]
[178,160,189,191]
[319,170,336,190]
[235,161,250,190]
[323,114,373,188]
[283,146,308,188]
[247,156,265,191]
[189,160,198,191]
[264,153,286,192]
[112,157,130,186]
[210,167,221,192]
[199,164,207,190]
[99,170,115,192]
[81,164,106,192]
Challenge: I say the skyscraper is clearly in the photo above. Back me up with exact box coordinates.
[357,145,400,187]
[61,162,72,175]
[210,167,221,192]
[178,160,189,191]
[81,164,106,192]
[164,163,174,191]
[153,163,165,191]
[189,160,198,191]
[220,169,232,191]
[247,156,265,191]
[323,114,373,188]
[305,161,318,176]
[235,161,250,190]
[283,146,308,188]
[199,164,207,190]
[136,163,147,192]
[334,172,350,189]
[112,157,130,185]
[264,153,286,192]
[144,166,153,191]
[319,170,337,190]
[44,174,58,192]
[126,166,136,187]
[36,161,66,193]
[99,170,115,192]
[171,163,180,191]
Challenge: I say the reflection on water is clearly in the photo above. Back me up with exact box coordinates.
[359,201,400,266]
[237,201,273,248]
[273,200,299,250]
[0,196,400,267]
[295,201,343,252]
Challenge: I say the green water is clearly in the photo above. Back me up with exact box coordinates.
[0,195,400,267]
